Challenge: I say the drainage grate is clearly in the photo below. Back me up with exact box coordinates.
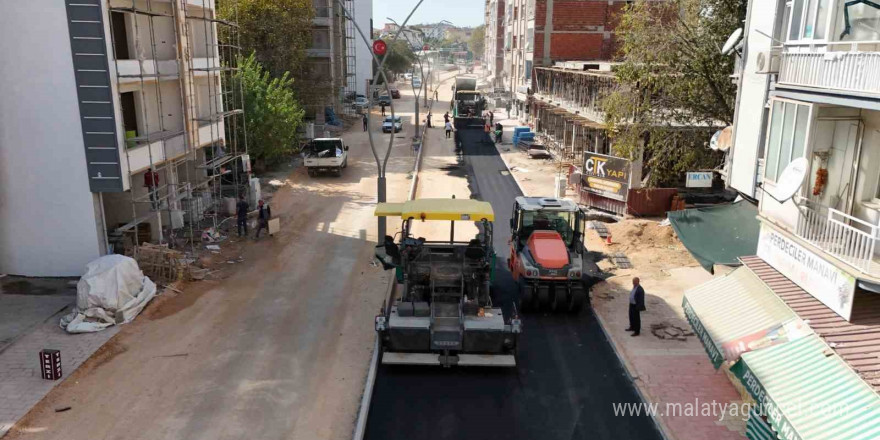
[610,252,632,269]
[590,221,609,238]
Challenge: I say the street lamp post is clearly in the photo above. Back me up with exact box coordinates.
[337,0,425,242]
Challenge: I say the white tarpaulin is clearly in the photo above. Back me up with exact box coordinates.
[60,255,158,333]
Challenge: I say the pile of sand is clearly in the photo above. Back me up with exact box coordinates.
[601,219,698,272]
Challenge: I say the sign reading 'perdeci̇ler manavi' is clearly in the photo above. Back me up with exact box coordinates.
[757,224,857,321]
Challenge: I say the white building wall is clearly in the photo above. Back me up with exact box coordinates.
[354,0,372,95]
[0,2,104,276]
[728,0,776,197]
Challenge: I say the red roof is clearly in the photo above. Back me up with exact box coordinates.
[741,256,880,391]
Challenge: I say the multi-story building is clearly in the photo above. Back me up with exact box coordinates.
[0,0,247,277]
[501,0,629,115]
[353,0,373,96]
[484,0,505,88]
[683,0,880,434]
[309,0,347,118]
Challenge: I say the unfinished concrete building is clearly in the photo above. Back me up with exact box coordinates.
[0,0,247,276]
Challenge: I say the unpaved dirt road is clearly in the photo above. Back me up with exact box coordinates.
[6,87,423,440]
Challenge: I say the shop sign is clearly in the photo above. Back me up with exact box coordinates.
[581,152,630,201]
[757,225,856,321]
[686,171,713,188]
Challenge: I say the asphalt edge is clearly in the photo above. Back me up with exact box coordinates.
[493,131,673,440]
[352,90,437,440]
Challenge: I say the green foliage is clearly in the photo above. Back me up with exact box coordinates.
[603,0,745,187]
[379,39,417,77]
[218,0,314,81]
[235,54,305,166]
[469,25,485,59]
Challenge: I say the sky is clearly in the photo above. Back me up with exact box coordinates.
[372,0,484,29]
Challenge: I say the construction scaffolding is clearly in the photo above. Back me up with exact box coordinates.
[341,0,356,115]
[106,0,248,256]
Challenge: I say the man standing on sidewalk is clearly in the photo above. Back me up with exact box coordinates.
[363,113,368,131]
[380,102,386,116]
[626,277,646,336]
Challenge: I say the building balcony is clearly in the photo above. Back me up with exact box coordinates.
[313,6,331,26]
[795,198,880,276]
[124,121,223,173]
[778,47,880,96]
[307,47,333,58]
[116,57,221,84]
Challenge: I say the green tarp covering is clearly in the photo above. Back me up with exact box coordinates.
[667,201,760,273]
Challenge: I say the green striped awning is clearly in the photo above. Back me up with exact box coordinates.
[732,335,880,440]
[682,267,811,369]
[746,408,775,440]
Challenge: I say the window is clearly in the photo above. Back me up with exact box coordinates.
[764,100,812,182]
[786,0,830,41]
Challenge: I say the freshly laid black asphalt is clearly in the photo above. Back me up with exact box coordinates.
[365,129,662,440]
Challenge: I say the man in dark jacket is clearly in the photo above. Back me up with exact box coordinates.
[626,277,646,336]
[255,200,272,238]
[236,195,249,237]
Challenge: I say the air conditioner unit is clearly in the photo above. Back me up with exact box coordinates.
[755,50,780,74]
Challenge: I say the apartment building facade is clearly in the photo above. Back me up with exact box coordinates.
[484,0,505,88]
[501,0,629,116]
[0,0,246,276]
[682,0,880,435]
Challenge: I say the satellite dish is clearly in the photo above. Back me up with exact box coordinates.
[773,157,809,202]
[721,28,743,55]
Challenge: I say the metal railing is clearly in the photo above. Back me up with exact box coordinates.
[796,198,880,274]
[778,51,880,95]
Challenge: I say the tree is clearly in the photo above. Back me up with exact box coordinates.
[603,0,745,187]
[218,0,314,81]
[234,54,305,167]
[469,25,485,59]
[381,39,417,77]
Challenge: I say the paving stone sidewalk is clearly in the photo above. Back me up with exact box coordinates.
[0,311,119,437]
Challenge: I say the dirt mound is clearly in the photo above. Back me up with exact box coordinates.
[607,220,682,250]
[600,219,697,272]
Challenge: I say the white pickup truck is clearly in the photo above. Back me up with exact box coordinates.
[304,138,349,176]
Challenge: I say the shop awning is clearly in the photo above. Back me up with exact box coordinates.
[668,200,760,273]
[746,408,775,440]
[682,266,811,369]
[732,334,880,440]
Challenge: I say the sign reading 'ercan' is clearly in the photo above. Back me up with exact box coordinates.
[582,152,631,201]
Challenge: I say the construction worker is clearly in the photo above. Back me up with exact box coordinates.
[236,195,249,238]
[255,200,272,239]
[363,113,368,131]
[380,102,386,116]
[144,168,159,210]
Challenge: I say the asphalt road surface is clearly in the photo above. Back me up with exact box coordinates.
[364,129,663,440]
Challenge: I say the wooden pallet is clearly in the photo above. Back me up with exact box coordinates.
[610,252,633,269]
[136,243,185,284]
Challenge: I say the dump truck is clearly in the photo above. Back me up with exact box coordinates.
[374,198,521,367]
[451,76,485,131]
[304,138,348,176]
[508,197,587,312]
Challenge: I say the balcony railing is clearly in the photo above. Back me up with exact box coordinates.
[796,198,880,275]
[778,50,880,95]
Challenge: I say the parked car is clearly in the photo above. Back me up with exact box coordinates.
[382,116,403,133]
[352,97,369,113]
[390,88,401,99]
[345,92,366,103]
[378,95,392,106]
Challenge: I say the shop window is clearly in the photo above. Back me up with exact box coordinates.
[764,100,811,182]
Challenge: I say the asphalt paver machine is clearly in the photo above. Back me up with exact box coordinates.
[374,198,521,367]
